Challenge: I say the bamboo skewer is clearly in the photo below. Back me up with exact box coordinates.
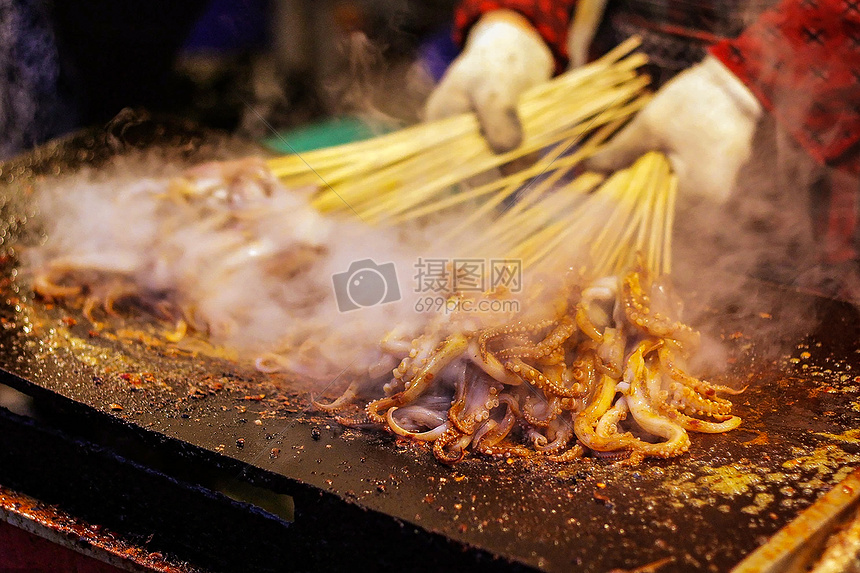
[264,35,678,287]
[662,175,678,275]
[266,40,650,225]
[503,152,677,280]
[474,173,603,260]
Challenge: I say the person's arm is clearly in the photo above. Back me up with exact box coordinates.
[425,1,577,153]
[709,0,860,176]
[587,0,860,202]
[585,55,764,202]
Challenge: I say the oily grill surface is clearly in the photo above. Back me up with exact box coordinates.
[0,114,859,573]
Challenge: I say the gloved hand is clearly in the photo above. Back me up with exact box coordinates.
[425,10,553,153]
[586,55,764,202]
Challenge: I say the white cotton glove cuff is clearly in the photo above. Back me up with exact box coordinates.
[703,56,763,121]
[425,11,554,153]
[588,55,764,203]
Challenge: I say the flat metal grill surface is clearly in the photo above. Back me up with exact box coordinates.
[1,114,859,572]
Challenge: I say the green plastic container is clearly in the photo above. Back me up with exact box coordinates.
[261,116,393,155]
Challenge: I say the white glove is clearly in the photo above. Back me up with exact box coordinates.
[587,56,764,202]
[425,10,553,153]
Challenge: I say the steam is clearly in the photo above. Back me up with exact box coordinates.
[670,116,839,367]
[21,115,853,389]
[24,127,843,390]
[23,154,504,381]
[320,30,434,127]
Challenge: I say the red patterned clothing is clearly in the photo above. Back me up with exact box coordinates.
[452,0,771,74]
[710,0,860,176]
[708,0,860,265]
[453,0,860,266]
[454,0,860,175]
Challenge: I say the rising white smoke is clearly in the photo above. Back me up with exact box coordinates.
[23,152,510,383]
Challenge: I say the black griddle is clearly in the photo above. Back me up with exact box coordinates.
[1,112,859,573]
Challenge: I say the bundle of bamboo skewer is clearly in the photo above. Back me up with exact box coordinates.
[477,151,677,279]
[266,37,676,280]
